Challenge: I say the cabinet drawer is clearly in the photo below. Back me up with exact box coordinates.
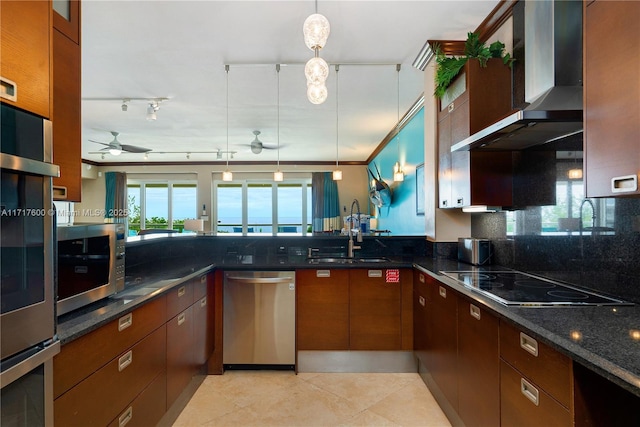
[55,325,167,427]
[54,296,167,398]
[431,281,457,314]
[193,272,209,303]
[166,281,194,320]
[500,321,572,408]
[500,360,572,427]
[107,371,167,427]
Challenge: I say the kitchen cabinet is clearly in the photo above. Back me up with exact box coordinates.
[428,279,458,412]
[584,0,640,197]
[52,0,81,201]
[437,59,513,208]
[499,320,572,426]
[193,273,214,366]
[55,325,167,426]
[412,270,431,368]
[166,305,194,409]
[0,0,52,119]
[107,372,166,427]
[457,296,500,427]
[296,269,350,350]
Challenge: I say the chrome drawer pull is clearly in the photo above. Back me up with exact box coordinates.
[520,377,539,406]
[469,304,481,320]
[367,270,382,278]
[118,406,133,427]
[118,350,133,372]
[448,102,455,112]
[419,296,426,307]
[0,76,17,101]
[178,286,186,297]
[316,270,330,278]
[178,312,186,326]
[200,275,207,283]
[520,332,539,357]
[439,286,447,298]
[611,174,638,193]
[419,274,425,283]
[118,313,133,331]
[200,297,207,307]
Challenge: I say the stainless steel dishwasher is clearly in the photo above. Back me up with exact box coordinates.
[223,271,295,369]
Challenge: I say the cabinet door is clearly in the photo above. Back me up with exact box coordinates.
[413,270,431,367]
[0,0,51,118]
[457,297,500,427]
[107,372,167,427]
[296,269,349,350]
[584,1,640,197]
[52,26,81,201]
[193,294,211,367]
[429,281,458,410]
[349,269,402,350]
[166,306,194,409]
[438,110,452,209]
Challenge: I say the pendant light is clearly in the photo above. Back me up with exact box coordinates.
[393,64,405,182]
[332,64,342,181]
[222,65,233,182]
[303,0,330,104]
[274,64,284,182]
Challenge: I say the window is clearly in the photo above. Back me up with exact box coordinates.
[214,180,311,235]
[127,181,197,235]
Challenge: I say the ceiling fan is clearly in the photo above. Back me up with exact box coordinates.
[89,131,152,155]
[244,130,280,154]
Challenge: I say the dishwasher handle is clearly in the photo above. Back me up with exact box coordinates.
[225,276,293,284]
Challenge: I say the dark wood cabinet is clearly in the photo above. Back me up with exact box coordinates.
[428,279,458,410]
[457,297,500,427]
[296,269,350,350]
[166,305,194,409]
[193,273,215,367]
[413,270,431,368]
[584,0,640,197]
[437,59,514,209]
[0,0,52,118]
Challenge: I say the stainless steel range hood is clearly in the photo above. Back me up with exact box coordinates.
[452,0,583,152]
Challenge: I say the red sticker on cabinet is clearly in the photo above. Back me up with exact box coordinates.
[386,269,400,283]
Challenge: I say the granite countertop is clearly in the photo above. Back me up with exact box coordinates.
[56,264,215,344]
[412,258,640,398]
[56,256,639,398]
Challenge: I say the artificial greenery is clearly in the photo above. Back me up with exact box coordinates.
[434,32,514,99]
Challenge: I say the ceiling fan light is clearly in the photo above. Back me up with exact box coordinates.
[222,170,233,181]
[109,148,122,156]
[303,13,330,50]
[304,57,329,86]
[307,83,328,105]
[274,170,284,182]
[332,169,342,181]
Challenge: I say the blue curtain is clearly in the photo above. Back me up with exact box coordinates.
[312,172,341,232]
[104,171,127,223]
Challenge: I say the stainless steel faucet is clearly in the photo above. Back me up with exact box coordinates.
[579,198,597,235]
[347,199,362,258]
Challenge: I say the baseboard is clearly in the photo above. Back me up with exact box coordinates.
[297,350,417,373]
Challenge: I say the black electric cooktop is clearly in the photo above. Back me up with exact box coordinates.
[439,270,632,307]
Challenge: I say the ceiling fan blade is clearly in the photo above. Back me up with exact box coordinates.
[89,140,110,147]
[120,144,152,153]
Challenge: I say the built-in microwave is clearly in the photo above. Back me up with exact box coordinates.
[56,223,126,315]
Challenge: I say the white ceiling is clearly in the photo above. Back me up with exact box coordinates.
[81,0,499,164]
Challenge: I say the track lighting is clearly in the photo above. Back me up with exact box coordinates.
[121,99,129,111]
[186,152,191,159]
[146,101,159,121]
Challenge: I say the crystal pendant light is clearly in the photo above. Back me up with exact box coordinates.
[303,13,330,50]
[222,65,233,182]
[274,64,284,182]
[332,65,342,181]
[307,83,328,105]
[393,64,404,182]
[305,56,329,86]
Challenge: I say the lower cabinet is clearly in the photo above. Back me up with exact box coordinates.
[296,268,412,352]
[412,270,431,368]
[457,297,500,427]
[54,271,215,426]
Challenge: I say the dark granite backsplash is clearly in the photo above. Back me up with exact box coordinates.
[472,198,640,303]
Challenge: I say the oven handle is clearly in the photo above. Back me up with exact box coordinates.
[0,152,59,177]
[0,340,60,389]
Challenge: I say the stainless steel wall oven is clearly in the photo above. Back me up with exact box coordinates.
[1,103,60,426]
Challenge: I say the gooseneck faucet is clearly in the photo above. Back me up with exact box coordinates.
[579,198,597,235]
[348,199,362,258]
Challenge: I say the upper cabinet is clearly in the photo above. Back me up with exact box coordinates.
[584,0,640,197]
[0,0,52,119]
[52,0,82,201]
[437,59,514,209]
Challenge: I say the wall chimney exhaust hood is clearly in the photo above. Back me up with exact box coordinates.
[452,0,583,152]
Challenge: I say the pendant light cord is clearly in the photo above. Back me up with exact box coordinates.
[225,64,230,167]
[397,63,401,159]
[335,64,340,169]
[276,64,280,168]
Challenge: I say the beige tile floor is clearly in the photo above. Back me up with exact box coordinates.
[173,371,451,427]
